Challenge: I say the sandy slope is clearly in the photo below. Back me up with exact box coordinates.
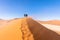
[0,19,22,40]
[38,20,60,26]
[0,20,7,25]
[0,18,34,40]
[0,18,60,40]
[41,24,60,34]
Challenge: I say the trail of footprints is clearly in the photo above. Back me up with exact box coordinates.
[21,19,33,40]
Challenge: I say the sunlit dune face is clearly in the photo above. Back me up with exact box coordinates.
[39,20,60,26]
[41,24,60,35]
[38,20,60,34]
[0,18,60,40]
[0,18,34,40]
[0,19,22,40]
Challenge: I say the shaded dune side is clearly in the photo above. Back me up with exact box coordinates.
[26,18,60,40]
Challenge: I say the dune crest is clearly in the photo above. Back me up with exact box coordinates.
[21,18,34,40]
[0,17,60,40]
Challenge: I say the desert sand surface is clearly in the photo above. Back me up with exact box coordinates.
[0,19,7,25]
[0,17,60,40]
[38,20,60,26]
[41,24,60,34]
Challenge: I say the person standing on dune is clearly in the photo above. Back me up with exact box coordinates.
[24,14,28,17]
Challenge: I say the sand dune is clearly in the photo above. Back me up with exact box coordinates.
[38,20,60,26]
[0,19,7,25]
[0,18,60,40]
[42,24,60,34]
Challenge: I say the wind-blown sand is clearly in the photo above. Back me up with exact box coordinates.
[0,17,60,40]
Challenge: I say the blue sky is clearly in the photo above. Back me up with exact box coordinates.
[0,0,60,20]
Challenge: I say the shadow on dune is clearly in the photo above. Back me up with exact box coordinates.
[27,18,60,40]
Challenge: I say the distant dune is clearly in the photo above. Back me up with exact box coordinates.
[0,18,60,40]
[0,19,7,25]
[38,20,60,26]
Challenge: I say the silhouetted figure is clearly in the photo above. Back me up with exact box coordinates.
[24,14,28,17]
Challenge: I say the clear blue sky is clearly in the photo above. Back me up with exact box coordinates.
[0,0,60,20]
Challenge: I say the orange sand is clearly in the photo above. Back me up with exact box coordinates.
[0,18,60,40]
[39,20,60,26]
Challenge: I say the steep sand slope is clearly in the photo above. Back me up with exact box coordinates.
[0,18,60,40]
[0,19,22,40]
[38,20,60,26]
[42,24,60,34]
[25,18,60,40]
